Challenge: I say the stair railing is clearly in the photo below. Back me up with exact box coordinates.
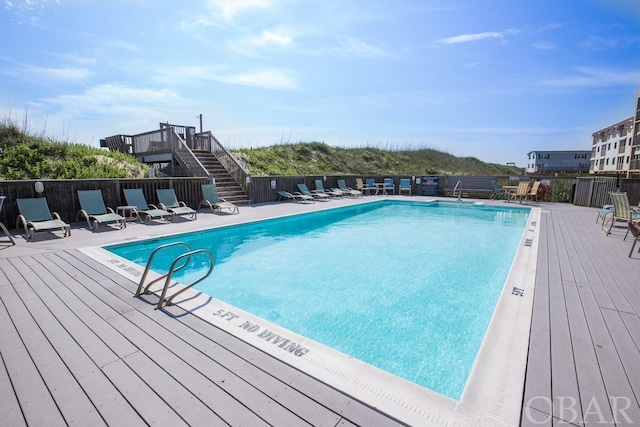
[170,130,210,177]
[194,131,250,191]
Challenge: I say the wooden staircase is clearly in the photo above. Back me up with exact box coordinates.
[192,150,252,205]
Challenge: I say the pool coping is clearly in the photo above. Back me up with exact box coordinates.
[80,200,540,426]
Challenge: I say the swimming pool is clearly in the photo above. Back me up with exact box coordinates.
[106,200,531,401]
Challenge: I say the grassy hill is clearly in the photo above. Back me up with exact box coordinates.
[0,122,522,179]
[0,122,149,179]
[231,142,523,176]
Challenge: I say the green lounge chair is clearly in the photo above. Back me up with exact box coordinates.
[123,188,172,223]
[77,189,126,231]
[337,179,362,198]
[201,183,239,214]
[277,190,314,203]
[605,192,636,236]
[157,188,197,220]
[298,183,330,201]
[314,179,343,197]
[16,197,71,239]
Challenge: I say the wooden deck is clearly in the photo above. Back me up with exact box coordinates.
[1,200,639,426]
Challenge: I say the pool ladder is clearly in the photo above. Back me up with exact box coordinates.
[453,180,462,200]
[134,242,214,309]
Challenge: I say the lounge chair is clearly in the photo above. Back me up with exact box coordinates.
[16,197,71,239]
[314,179,343,198]
[399,179,411,196]
[277,190,314,203]
[201,183,239,214]
[383,178,395,195]
[627,221,640,257]
[77,189,126,231]
[356,178,375,195]
[505,181,530,203]
[298,183,330,201]
[0,196,15,245]
[337,179,362,198]
[605,192,636,236]
[157,188,197,220]
[490,180,501,200]
[123,188,172,223]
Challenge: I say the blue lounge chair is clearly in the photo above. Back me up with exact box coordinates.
[490,180,501,200]
[298,183,330,201]
[337,179,362,198]
[123,188,172,223]
[383,178,395,195]
[399,179,411,196]
[77,189,126,231]
[157,188,197,220]
[16,197,71,239]
[201,183,239,214]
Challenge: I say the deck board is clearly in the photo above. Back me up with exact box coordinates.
[2,201,640,426]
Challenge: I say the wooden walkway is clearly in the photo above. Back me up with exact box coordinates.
[1,201,640,426]
[522,203,640,426]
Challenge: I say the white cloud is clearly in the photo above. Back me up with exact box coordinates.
[434,29,520,45]
[539,67,640,87]
[207,0,277,21]
[532,41,556,50]
[249,29,293,47]
[216,68,298,90]
[3,65,92,82]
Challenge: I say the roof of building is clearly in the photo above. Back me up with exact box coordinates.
[591,116,634,136]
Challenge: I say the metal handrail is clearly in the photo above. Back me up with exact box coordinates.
[134,242,193,297]
[156,249,214,309]
[453,180,462,200]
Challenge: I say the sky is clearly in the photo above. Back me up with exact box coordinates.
[1,0,640,166]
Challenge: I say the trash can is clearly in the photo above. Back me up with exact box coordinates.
[421,176,439,196]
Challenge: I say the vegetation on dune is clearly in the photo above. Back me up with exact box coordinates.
[0,121,522,180]
[231,142,524,176]
[0,122,149,179]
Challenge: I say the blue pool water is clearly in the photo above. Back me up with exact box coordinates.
[106,200,530,399]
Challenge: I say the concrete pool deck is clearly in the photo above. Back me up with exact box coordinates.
[1,196,639,425]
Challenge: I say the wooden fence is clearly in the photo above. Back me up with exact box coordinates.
[573,177,640,208]
[0,178,211,231]
[3,175,638,232]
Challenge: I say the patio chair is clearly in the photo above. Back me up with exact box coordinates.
[505,181,529,203]
[298,182,330,201]
[596,204,613,225]
[314,179,343,198]
[77,189,126,231]
[0,196,15,245]
[356,178,375,195]
[16,197,71,240]
[277,190,314,203]
[123,188,172,223]
[605,192,636,236]
[399,179,411,196]
[365,178,377,195]
[383,178,395,195]
[527,181,542,203]
[337,179,363,198]
[201,183,239,214]
[490,180,502,200]
[157,188,197,220]
[627,221,640,257]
